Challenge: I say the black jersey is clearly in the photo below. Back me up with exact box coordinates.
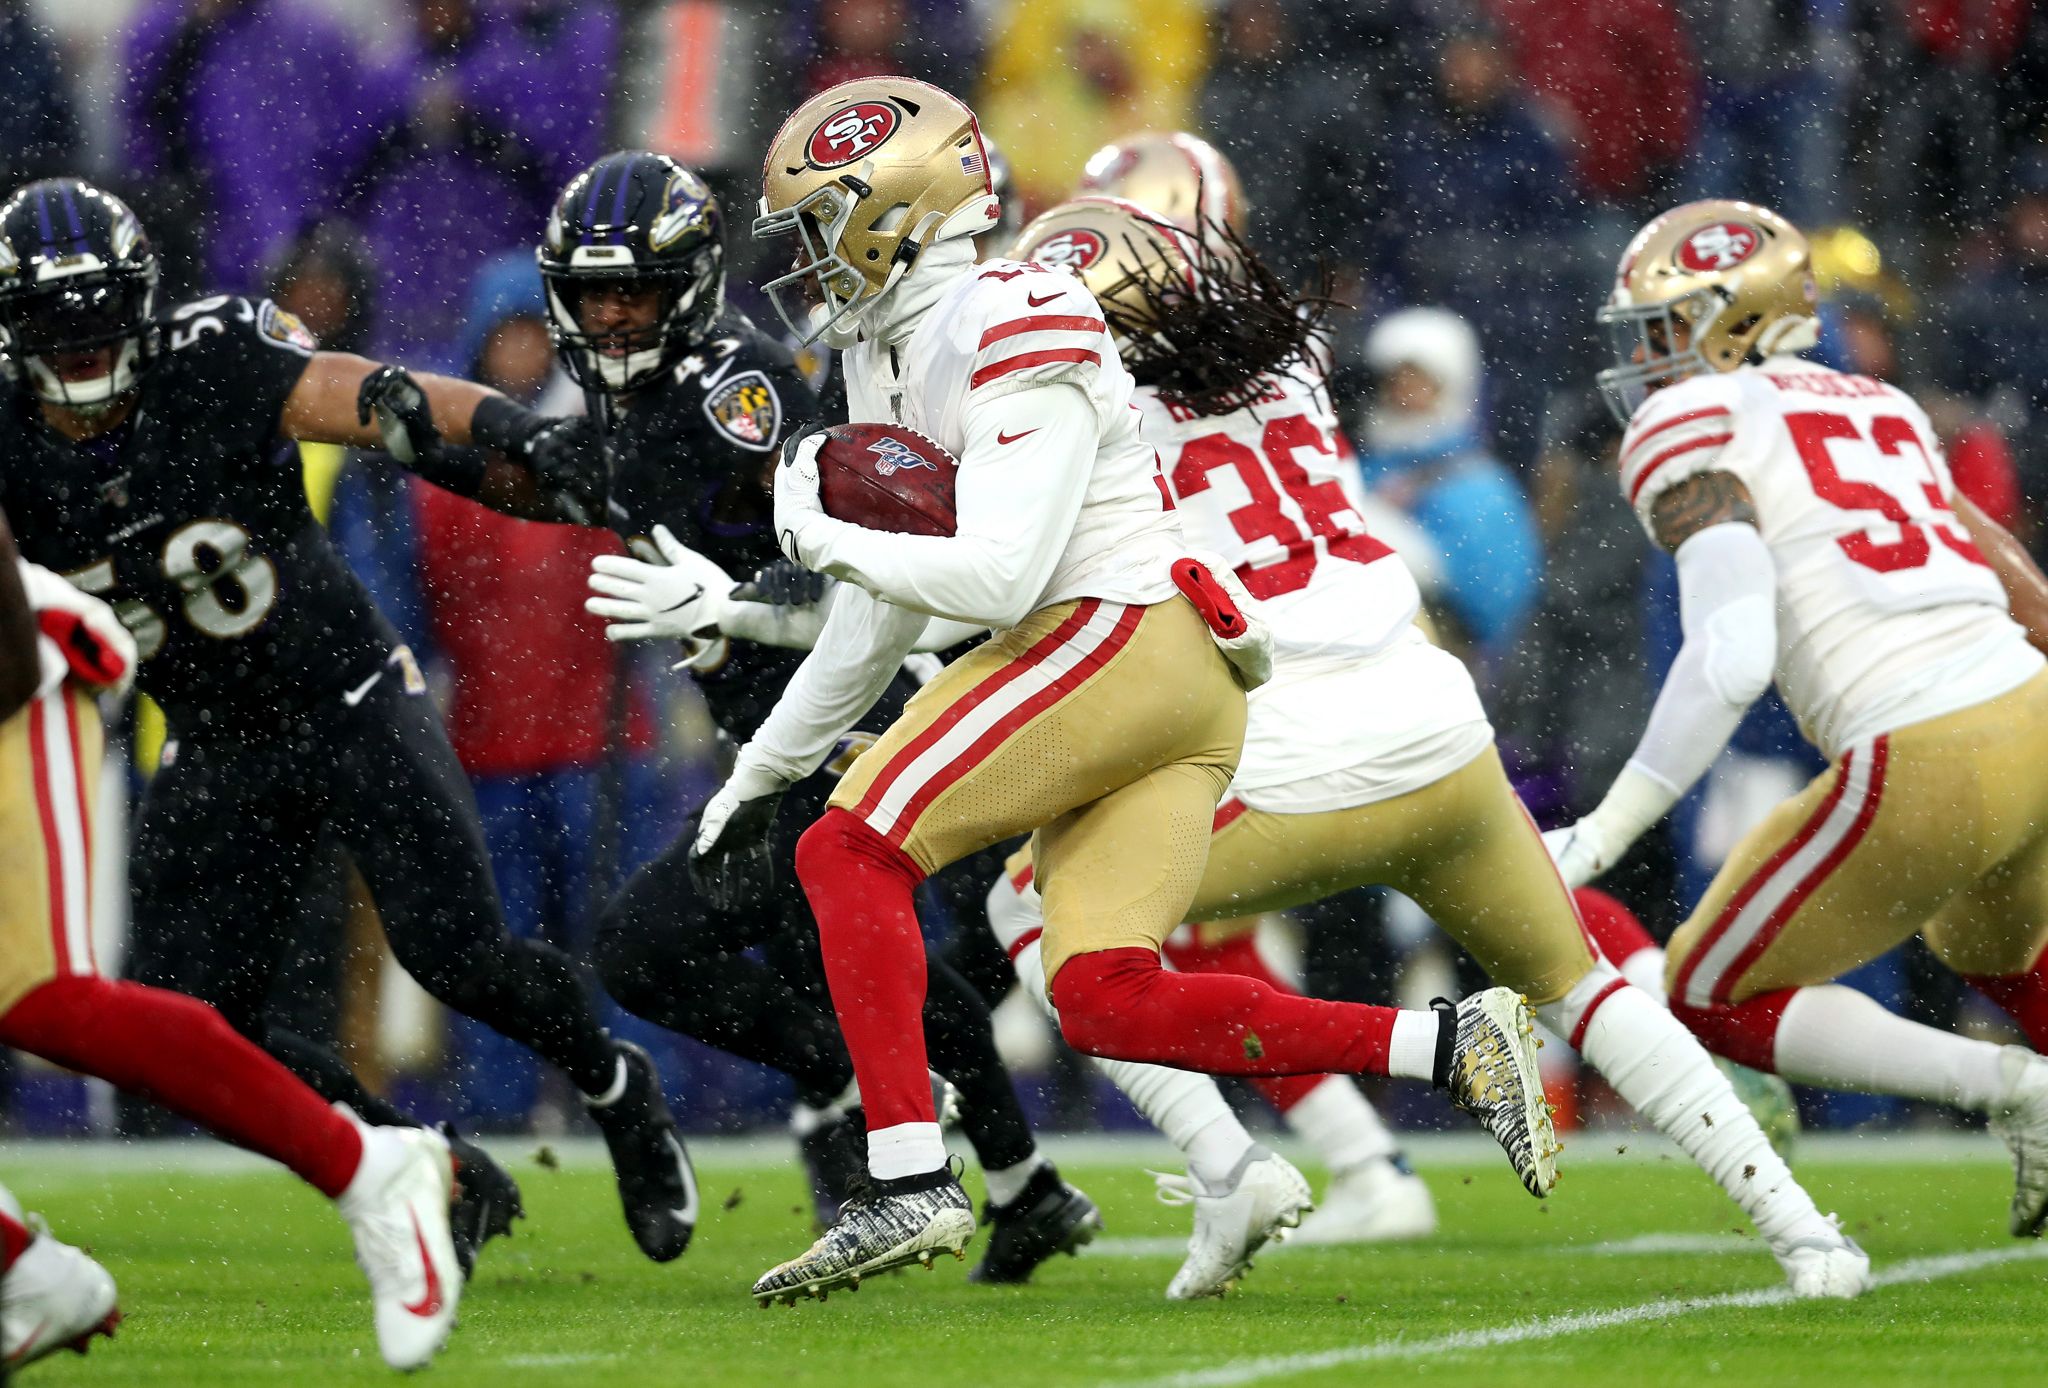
[601,309,821,741]
[0,295,399,732]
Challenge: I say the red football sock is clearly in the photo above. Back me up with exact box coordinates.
[795,809,936,1133]
[0,1211,30,1271]
[1965,961,2048,1051]
[1051,946,1403,1076]
[0,977,363,1198]
[1667,989,1797,1072]
[1163,930,1326,1111]
[1573,886,1658,966]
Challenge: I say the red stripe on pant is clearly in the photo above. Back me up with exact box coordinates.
[1163,931,1329,1111]
[878,605,1141,849]
[1051,947,1401,1077]
[0,977,363,1198]
[1574,887,1658,968]
[26,695,72,974]
[851,600,1102,828]
[1716,737,1888,1002]
[1670,740,1877,1007]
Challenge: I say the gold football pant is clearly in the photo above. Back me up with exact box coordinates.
[0,683,105,1014]
[1007,744,1597,1005]
[830,596,1245,981]
[1668,667,2048,1007]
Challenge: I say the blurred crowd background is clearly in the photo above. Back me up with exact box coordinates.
[5,0,2047,1143]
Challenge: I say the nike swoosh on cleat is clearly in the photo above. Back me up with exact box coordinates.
[996,429,1039,445]
[1025,291,1063,306]
[402,1212,445,1318]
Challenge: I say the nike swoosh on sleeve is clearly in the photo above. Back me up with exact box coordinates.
[1025,291,1063,307]
[996,429,1040,445]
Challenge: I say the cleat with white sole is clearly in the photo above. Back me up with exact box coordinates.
[1,1218,120,1371]
[750,1164,975,1305]
[339,1119,462,1370]
[1155,1147,1313,1300]
[1775,1219,1871,1299]
[1441,991,1558,1198]
[1988,1046,2048,1236]
[1287,1154,1437,1245]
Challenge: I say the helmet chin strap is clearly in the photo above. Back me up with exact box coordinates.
[862,236,977,347]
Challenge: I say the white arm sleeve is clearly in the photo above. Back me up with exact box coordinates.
[738,582,929,785]
[805,385,1095,629]
[1585,522,1779,844]
[720,583,983,655]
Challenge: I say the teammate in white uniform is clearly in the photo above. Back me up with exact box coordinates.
[986,196,1868,1299]
[676,77,1555,1306]
[1550,199,2048,1237]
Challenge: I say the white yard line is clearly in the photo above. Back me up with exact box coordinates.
[1102,1244,2048,1388]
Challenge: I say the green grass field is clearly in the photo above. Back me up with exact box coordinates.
[3,1135,2041,1387]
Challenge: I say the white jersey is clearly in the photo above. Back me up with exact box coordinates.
[1138,365,1490,810]
[843,258,1183,614]
[1621,359,2044,758]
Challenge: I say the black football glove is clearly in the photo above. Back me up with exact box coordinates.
[686,789,784,912]
[524,416,609,526]
[732,557,832,609]
[357,364,443,468]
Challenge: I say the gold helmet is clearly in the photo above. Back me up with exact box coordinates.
[1009,196,1199,347]
[1596,198,1819,420]
[754,76,999,344]
[1075,131,1246,233]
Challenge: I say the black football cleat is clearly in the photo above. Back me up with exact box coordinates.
[439,1123,525,1281]
[968,1164,1102,1284]
[585,1041,700,1261]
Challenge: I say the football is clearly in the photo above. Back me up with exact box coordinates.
[814,422,959,537]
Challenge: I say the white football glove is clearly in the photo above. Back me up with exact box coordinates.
[1542,819,1629,889]
[773,430,830,569]
[19,561,137,698]
[586,525,737,667]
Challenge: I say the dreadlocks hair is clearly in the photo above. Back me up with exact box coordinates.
[1109,210,1343,419]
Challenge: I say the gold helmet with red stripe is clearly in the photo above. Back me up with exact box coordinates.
[1597,199,1819,421]
[754,76,999,344]
[1008,196,1199,348]
[1075,131,1246,233]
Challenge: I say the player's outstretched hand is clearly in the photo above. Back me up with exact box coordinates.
[689,761,788,911]
[586,526,737,658]
[1542,820,1623,889]
[356,364,442,468]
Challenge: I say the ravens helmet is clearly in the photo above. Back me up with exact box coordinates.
[0,178,160,411]
[539,151,725,394]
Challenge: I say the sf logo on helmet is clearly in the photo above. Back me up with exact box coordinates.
[868,436,937,476]
[1033,229,1106,272]
[808,103,900,169]
[1677,222,1762,273]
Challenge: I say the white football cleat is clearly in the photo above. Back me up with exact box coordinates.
[1,1220,120,1369]
[1988,1046,2048,1237]
[1154,1148,1313,1300]
[1287,1155,1437,1245]
[338,1120,462,1370]
[1774,1218,1871,1299]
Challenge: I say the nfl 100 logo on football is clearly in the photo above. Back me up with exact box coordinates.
[868,436,938,476]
